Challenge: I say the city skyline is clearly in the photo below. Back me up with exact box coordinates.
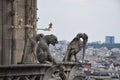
[37,0,120,43]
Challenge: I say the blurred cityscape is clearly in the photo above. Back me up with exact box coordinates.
[49,36,120,80]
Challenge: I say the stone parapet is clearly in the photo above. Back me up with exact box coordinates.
[0,62,84,80]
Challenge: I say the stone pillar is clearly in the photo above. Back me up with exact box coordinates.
[1,0,12,65]
[0,0,37,65]
[23,0,37,55]
[0,0,2,65]
[10,0,17,64]
[25,0,37,41]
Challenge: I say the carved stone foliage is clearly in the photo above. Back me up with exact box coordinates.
[43,65,67,80]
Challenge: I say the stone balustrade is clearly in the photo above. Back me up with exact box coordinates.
[0,62,84,80]
[0,64,51,80]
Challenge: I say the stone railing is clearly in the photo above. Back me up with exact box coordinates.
[0,62,85,80]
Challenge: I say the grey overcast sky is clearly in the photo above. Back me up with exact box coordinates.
[37,0,120,43]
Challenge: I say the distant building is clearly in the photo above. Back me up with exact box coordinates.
[105,36,115,44]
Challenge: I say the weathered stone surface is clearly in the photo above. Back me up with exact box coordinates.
[0,62,81,80]
[63,33,88,63]
[0,0,37,65]
[37,34,58,64]
[0,12,2,25]
[0,10,2,64]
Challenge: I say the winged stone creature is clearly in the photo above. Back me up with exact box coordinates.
[63,33,88,63]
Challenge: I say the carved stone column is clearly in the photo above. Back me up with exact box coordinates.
[1,0,12,65]
[0,0,2,65]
